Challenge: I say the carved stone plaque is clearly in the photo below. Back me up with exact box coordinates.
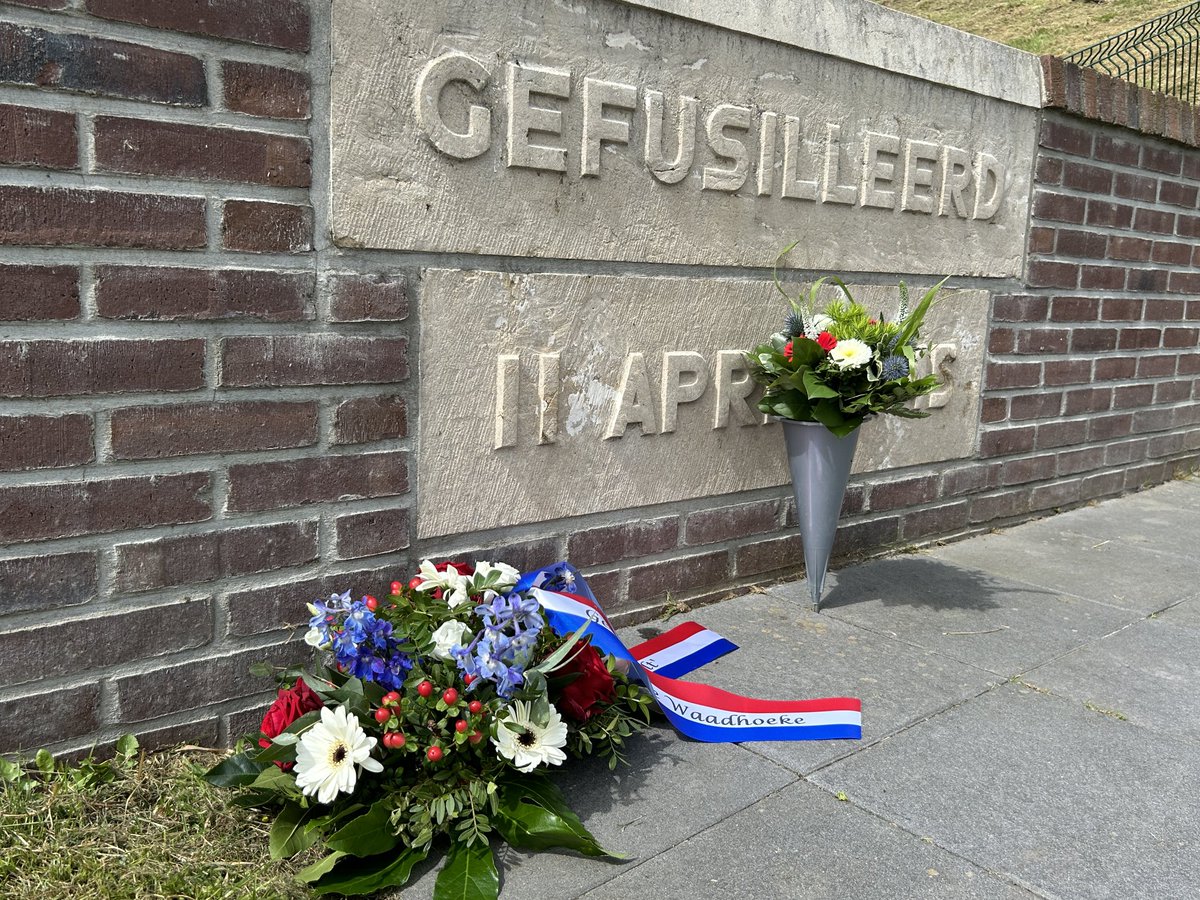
[331,0,1037,276]
[417,270,989,538]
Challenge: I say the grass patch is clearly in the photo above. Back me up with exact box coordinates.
[0,743,317,900]
[874,0,1190,57]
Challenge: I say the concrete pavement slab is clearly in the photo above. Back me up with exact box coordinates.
[1156,597,1200,632]
[812,555,1135,677]
[811,683,1200,900]
[1024,617,1200,744]
[579,778,1037,900]
[655,590,999,773]
[392,729,796,899]
[928,511,1198,614]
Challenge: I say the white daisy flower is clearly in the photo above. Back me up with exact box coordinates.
[294,705,383,804]
[828,338,873,370]
[493,700,568,774]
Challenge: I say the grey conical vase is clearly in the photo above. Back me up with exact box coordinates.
[780,419,863,611]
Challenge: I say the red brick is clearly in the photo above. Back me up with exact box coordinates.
[993,295,1048,323]
[988,327,1014,354]
[1034,157,1062,186]
[832,515,901,558]
[985,361,1041,390]
[1028,226,1055,254]
[1159,180,1199,208]
[998,454,1056,486]
[1142,145,1183,175]
[1054,229,1107,259]
[1181,353,1200,375]
[1080,266,1125,290]
[1044,359,1093,385]
[1030,479,1081,513]
[1094,357,1136,380]
[0,23,206,106]
[0,413,93,471]
[0,472,210,544]
[1152,241,1192,265]
[335,508,411,560]
[868,475,939,511]
[1010,392,1062,420]
[0,103,76,169]
[1027,260,1077,289]
[1016,328,1070,354]
[0,264,78,320]
[222,200,312,253]
[1040,119,1092,156]
[87,0,311,51]
[900,501,970,542]
[329,274,409,322]
[1168,272,1200,294]
[1165,327,1200,348]
[569,516,679,567]
[1094,133,1140,165]
[0,186,206,250]
[1155,380,1192,403]
[1107,236,1152,262]
[1101,298,1144,321]
[628,551,728,603]
[115,642,307,723]
[1127,269,1168,293]
[1113,384,1155,409]
[221,335,408,387]
[1050,296,1099,322]
[228,450,409,512]
[1135,208,1176,234]
[943,465,995,496]
[1035,419,1088,450]
[1033,191,1085,224]
[685,501,779,546]
[980,426,1036,456]
[333,395,408,445]
[95,117,310,187]
[1152,299,1187,321]
[1081,470,1126,502]
[0,338,204,398]
[579,570,621,610]
[460,537,560,576]
[222,60,310,119]
[969,490,1030,524]
[1085,200,1133,229]
[1064,387,1113,415]
[1041,56,1067,107]
[115,521,317,592]
[981,397,1007,423]
[1,684,101,752]
[1090,413,1134,441]
[1062,161,1112,194]
[0,598,210,687]
[1070,328,1118,352]
[0,551,96,615]
[1118,327,1161,350]
[225,566,402,639]
[111,400,318,459]
[1113,172,1157,201]
[1175,214,1200,238]
[95,266,312,322]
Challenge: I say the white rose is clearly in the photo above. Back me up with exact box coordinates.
[474,561,521,590]
[304,627,325,648]
[430,620,472,659]
[828,338,872,370]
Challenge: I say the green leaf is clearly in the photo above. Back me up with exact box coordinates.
[115,734,139,765]
[311,848,428,896]
[433,839,499,900]
[269,802,319,860]
[248,764,302,799]
[497,779,624,859]
[325,800,399,858]
[0,758,26,783]
[530,620,590,674]
[801,370,839,399]
[296,851,348,884]
[34,749,55,775]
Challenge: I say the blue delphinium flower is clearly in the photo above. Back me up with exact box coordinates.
[309,594,412,691]
[453,590,545,698]
[880,354,910,381]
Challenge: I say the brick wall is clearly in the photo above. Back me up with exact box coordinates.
[1,5,1197,757]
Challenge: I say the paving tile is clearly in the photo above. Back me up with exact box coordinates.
[580,779,1037,900]
[391,729,795,898]
[1156,596,1200,632]
[930,518,1198,614]
[644,591,998,774]
[811,683,1200,900]
[812,555,1134,677]
[1026,617,1200,744]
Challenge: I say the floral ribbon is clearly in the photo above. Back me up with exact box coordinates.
[524,564,862,743]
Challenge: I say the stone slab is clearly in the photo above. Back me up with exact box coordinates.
[817,555,1136,677]
[811,683,1200,900]
[1025,617,1200,744]
[331,0,1036,274]
[929,522,1200,614]
[391,729,796,898]
[579,779,1036,900]
[417,269,988,537]
[637,591,998,773]
[1157,597,1200,632]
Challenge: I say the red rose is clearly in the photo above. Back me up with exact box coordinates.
[436,561,472,576]
[259,678,323,768]
[816,331,837,351]
[555,644,616,723]
[783,340,794,361]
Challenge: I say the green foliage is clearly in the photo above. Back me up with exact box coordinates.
[434,838,500,900]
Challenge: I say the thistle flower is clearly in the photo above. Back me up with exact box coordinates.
[880,355,910,381]
[784,310,805,337]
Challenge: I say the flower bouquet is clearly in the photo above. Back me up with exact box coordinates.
[205,560,652,900]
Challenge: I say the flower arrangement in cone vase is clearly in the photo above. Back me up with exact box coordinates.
[747,244,949,437]
[205,560,652,899]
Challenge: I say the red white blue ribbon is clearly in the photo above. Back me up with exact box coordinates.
[527,567,862,743]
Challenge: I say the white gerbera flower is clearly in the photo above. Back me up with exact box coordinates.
[429,620,472,660]
[493,700,569,774]
[474,561,521,591]
[413,559,472,607]
[294,706,383,804]
[828,338,873,370]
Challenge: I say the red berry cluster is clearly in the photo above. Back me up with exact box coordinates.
[374,677,488,764]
